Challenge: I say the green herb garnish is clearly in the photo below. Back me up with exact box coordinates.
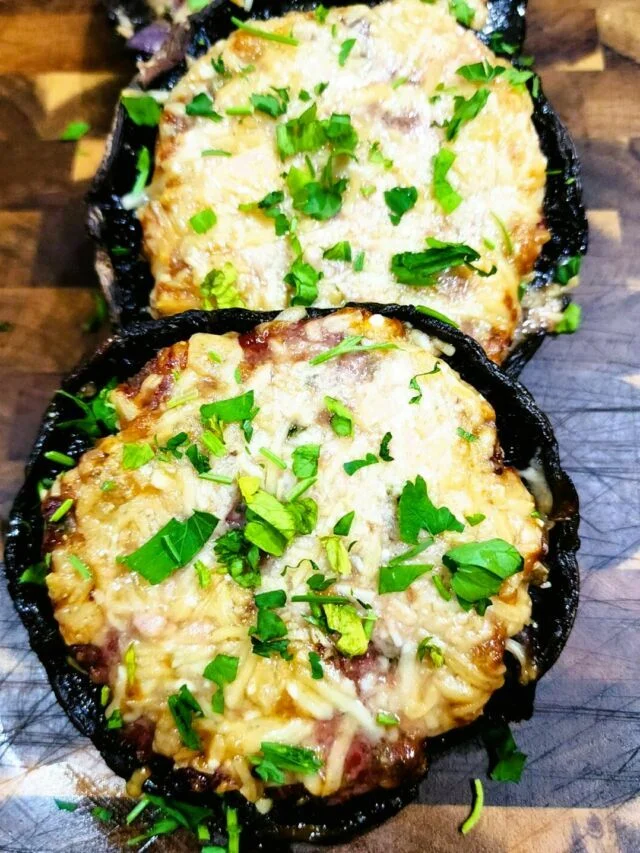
[168,684,203,750]
[343,453,378,476]
[189,208,217,234]
[310,335,398,365]
[443,538,523,612]
[338,38,356,66]
[432,148,462,214]
[60,121,90,141]
[203,654,240,713]
[398,475,464,543]
[231,16,300,46]
[121,94,162,126]
[325,396,354,437]
[384,186,418,225]
[122,442,154,470]
[333,510,355,536]
[292,444,320,478]
[250,742,322,783]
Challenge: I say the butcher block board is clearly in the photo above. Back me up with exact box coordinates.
[0,0,639,850]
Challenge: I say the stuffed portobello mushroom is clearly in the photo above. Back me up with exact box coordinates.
[6,306,579,841]
[90,0,586,373]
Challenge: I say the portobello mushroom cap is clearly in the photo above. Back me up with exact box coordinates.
[5,304,579,844]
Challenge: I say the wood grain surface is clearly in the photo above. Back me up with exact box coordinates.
[0,1,639,851]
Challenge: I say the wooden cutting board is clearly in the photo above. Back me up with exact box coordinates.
[1,1,639,850]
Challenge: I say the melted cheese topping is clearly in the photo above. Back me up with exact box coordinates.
[138,0,547,363]
[45,308,544,802]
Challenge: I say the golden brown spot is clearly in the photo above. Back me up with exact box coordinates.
[472,630,506,674]
[229,31,266,63]
[514,220,550,275]
[121,341,189,404]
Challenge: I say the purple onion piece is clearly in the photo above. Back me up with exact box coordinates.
[127,21,172,54]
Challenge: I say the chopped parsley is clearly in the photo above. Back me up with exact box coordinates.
[449,0,475,26]
[251,89,289,118]
[555,254,582,285]
[315,4,329,23]
[384,186,418,225]
[443,538,524,612]
[276,104,358,160]
[19,557,50,586]
[379,432,393,461]
[200,390,255,424]
[456,427,478,443]
[106,709,123,729]
[483,723,527,782]
[60,121,90,141]
[230,16,300,46]
[309,651,324,679]
[68,555,92,581]
[417,636,444,667]
[465,513,486,526]
[56,379,118,438]
[555,302,582,334]
[376,711,400,727]
[333,510,355,536]
[409,363,440,403]
[353,250,365,271]
[250,742,322,783]
[203,654,239,713]
[368,140,393,170]
[442,88,490,141]
[416,305,460,326]
[167,684,203,750]
[185,93,222,120]
[240,190,290,236]
[460,779,484,835]
[284,256,323,305]
[310,335,398,365]
[118,510,218,585]
[391,238,493,285]
[491,211,513,255]
[189,208,217,234]
[323,240,352,261]
[322,535,351,575]
[323,603,370,656]
[122,442,154,470]
[286,158,349,221]
[338,38,356,66]
[378,562,432,593]
[121,94,162,126]
[432,148,462,214]
[249,600,291,660]
[44,450,75,468]
[259,447,287,469]
[202,148,232,157]
[214,529,260,588]
[194,559,211,588]
[432,574,452,601]
[49,498,74,523]
[186,443,211,474]
[343,453,378,476]
[398,475,464,543]
[325,396,354,437]
[292,444,320,478]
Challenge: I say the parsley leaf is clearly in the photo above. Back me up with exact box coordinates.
[417,636,444,667]
[443,538,523,611]
[555,303,582,334]
[432,148,462,214]
[391,238,490,285]
[555,254,582,285]
[449,0,475,26]
[214,529,261,588]
[378,562,432,593]
[121,95,162,127]
[119,511,218,584]
[122,442,154,470]
[325,396,354,437]
[322,536,351,575]
[201,391,255,424]
[284,256,323,305]
[167,684,203,750]
[338,38,356,66]
[186,93,222,121]
[442,88,490,140]
[231,16,299,46]
[203,654,239,714]
[323,240,352,261]
[333,510,355,536]
[250,607,291,660]
[465,513,486,526]
[416,305,460,326]
[457,427,478,443]
[368,141,393,170]
[456,61,505,83]
[57,379,118,437]
[379,432,393,461]
[251,90,289,118]
[398,475,464,543]
[200,262,245,309]
[384,186,418,225]
[483,723,527,783]
[323,603,369,656]
[292,444,320,478]
[309,651,324,679]
[343,453,378,476]
[409,363,440,403]
[310,335,398,365]
[189,208,217,234]
[250,742,322,783]
[60,121,90,141]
